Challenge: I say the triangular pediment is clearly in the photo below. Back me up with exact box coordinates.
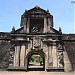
[13,27,60,34]
[47,27,60,34]
[24,5,50,15]
[11,27,24,33]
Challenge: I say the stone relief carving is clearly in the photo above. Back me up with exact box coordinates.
[58,44,63,50]
[9,44,16,66]
[33,36,41,48]
[58,52,64,68]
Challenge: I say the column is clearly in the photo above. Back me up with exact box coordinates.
[20,45,25,67]
[27,17,30,33]
[41,39,43,49]
[23,18,27,33]
[14,46,20,66]
[44,17,47,33]
[52,45,57,67]
[47,18,51,32]
[32,39,34,49]
[48,46,52,65]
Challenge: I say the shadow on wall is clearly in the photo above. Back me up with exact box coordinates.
[64,42,75,71]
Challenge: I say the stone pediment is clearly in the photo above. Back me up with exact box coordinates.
[11,27,24,33]
[47,27,60,34]
[24,5,50,15]
[11,27,60,34]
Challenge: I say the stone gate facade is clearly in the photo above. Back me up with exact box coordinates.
[0,6,75,72]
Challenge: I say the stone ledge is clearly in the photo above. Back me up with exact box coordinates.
[7,66,27,71]
[46,67,64,72]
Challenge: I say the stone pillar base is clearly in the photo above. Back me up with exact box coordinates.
[7,66,27,71]
[46,67,64,72]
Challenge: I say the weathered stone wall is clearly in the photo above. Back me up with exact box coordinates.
[63,34,75,71]
[0,41,10,70]
[0,33,75,71]
[64,42,75,71]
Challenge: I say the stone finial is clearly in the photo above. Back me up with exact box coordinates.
[11,26,15,33]
[35,5,39,9]
[47,9,49,12]
[25,9,28,12]
[59,27,62,34]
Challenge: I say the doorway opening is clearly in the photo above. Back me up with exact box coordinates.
[27,51,45,71]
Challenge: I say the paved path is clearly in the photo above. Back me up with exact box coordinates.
[28,65,43,68]
[0,71,74,75]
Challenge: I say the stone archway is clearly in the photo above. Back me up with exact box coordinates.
[26,50,45,71]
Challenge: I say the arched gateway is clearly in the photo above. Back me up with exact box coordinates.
[8,6,65,71]
[26,50,46,71]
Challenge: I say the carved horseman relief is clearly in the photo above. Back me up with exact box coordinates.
[31,24,42,33]
[30,19,44,33]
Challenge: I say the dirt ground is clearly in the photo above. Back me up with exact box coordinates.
[0,71,74,75]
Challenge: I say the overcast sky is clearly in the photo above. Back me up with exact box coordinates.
[0,0,74,33]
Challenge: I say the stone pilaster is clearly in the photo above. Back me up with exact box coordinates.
[52,45,57,67]
[23,18,27,33]
[13,46,20,66]
[47,18,51,32]
[27,17,30,33]
[41,39,43,49]
[48,46,52,66]
[20,45,26,67]
[44,17,47,33]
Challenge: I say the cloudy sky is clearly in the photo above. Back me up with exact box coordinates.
[0,0,74,33]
